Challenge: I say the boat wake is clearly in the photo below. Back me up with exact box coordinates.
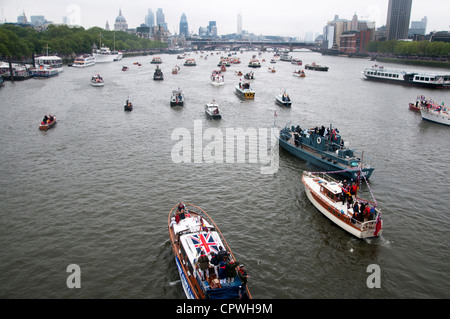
[168,280,181,286]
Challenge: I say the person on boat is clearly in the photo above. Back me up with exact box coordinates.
[226,259,238,283]
[217,246,229,262]
[197,250,210,281]
[237,264,249,287]
[363,205,371,221]
[352,202,360,223]
[218,261,227,285]
[210,252,220,277]
[42,115,49,124]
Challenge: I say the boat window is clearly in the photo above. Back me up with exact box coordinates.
[420,77,425,81]
[425,77,429,82]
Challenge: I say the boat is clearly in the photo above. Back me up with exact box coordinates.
[420,99,450,126]
[275,123,374,180]
[122,66,129,71]
[211,70,224,86]
[235,81,255,99]
[72,54,95,68]
[291,58,302,65]
[280,53,292,62]
[93,46,122,63]
[39,115,56,131]
[268,67,276,73]
[205,100,222,119]
[244,72,254,80]
[248,59,261,68]
[31,66,59,78]
[305,62,329,71]
[35,55,63,73]
[275,90,292,107]
[168,203,251,299]
[363,65,450,89]
[293,70,306,77]
[270,59,277,64]
[235,70,243,76]
[151,57,163,64]
[1,62,32,81]
[90,74,104,87]
[220,65,227,72]
[184,59,196,66]
[124,99,133,111]
[170,89,184,107]
[302,171,383,239]
[172,65,181,74]
[409,95,428,112]
[153,65,163,80]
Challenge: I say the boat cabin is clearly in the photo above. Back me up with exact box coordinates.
[318,179,342,203]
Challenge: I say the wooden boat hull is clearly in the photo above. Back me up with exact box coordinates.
[39,120,56,131]
[302,172,383,239]
[168,203,251,299]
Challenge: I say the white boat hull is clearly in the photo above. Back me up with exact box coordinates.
[420,108,450,126]
[93,53,121,63]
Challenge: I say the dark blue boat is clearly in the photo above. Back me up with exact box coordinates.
[275,123,374,180]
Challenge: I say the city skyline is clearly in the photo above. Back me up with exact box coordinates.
[2,0,449,38]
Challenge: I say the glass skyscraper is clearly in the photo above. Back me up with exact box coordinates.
[386,0,412,40]
[179,13,189,37]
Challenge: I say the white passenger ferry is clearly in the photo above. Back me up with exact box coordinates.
[93,47,122,63]
[73,54,96,68]
[35,56,63,74]
[363,65,450,89]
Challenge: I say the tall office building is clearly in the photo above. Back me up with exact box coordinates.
[179,13,189,37]
[237,14,242,35]
[156,8,168,31]
[208,21,217,37]
[145,9,155,27]
[386,0,412,40]
[409,16,427,36]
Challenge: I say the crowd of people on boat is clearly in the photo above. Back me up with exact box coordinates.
[291,125,342,147]
[41,114,55,124]
[280,93,290,102]
[415,95,446,113]
[91,74,103,82]
[238,81,251,90]
[340,180,377,223]
[211,70,224,83]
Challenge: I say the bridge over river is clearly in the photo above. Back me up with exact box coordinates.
[189,40,316,51]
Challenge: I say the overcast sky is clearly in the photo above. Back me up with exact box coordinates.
[1,0,449,38]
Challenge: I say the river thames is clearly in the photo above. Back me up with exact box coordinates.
[0,50,449,299]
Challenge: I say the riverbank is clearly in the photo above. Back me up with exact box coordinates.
[371,57,450,69]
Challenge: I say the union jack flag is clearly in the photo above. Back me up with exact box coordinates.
[189,232,219,254]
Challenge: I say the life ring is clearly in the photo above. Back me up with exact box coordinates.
[316,136,322,144]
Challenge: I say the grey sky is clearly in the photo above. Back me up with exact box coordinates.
[1,0,449,37]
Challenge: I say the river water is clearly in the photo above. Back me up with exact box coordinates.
[0,50,449,299]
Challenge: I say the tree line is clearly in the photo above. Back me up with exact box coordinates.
[0,24,167,60]
[367,40,450,58]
